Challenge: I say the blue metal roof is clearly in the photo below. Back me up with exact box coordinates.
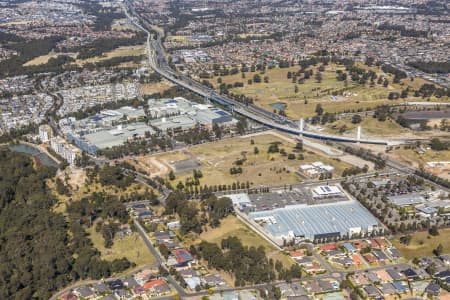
[249,200,380,241]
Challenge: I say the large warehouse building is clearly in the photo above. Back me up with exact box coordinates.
[247,200,382,245]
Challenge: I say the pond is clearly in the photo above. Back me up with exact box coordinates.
[270,102,287,111]
[8,143,59,167]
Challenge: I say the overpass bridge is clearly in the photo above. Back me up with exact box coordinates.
[124,1,406,146]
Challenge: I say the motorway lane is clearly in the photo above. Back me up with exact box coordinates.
[122,1,405,146]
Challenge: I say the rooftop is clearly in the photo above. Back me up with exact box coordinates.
[249,199,380,242]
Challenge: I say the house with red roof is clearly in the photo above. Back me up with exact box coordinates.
[60,293,78,300]
[172,248,194,266]
[143,279,165,290]
[352,254,362,266]
[290,249,305,258]
[372,238,388,249]
[353,240,370,251]
[320,243,337,252]
[363,253,378,264]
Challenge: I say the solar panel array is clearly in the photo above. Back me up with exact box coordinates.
[249,200,380,240]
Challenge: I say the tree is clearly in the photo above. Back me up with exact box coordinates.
[351,114,362,124]
[430,138,448,151]
[400,234,412,245]
[315,72,322,83]
[315,104,324,116]
[434,244,444,256]
[0,150,133,299]
[429,225,439,236]
[236,118,247,135]
[169,170,176,181]
[401,89,408,98]
[270,286,282,300]
[213,123,222,138]
[159,244,170,259]
[295,141,303,151]
[254,147,259,154]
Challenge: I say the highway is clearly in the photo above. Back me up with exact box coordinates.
[122,1,409,146]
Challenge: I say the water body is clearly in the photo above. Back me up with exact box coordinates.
[270,102,287,111]
[8,143,59,167]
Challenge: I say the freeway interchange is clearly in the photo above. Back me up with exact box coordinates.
[122,1,409,146]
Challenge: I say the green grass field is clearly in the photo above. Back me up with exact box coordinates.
[325,117,411,137]
[189,215,295,268]
[87,225,156,267]
[174,132,351,187]
[391,147,450,168]
[392,228,450,260]
[208,63,445,119]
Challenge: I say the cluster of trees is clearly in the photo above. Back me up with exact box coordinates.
[86,55,145,69]
[347,65,377,85]
[0,30,24,43]
[67,191,129,235]
[0,123,38,143]
[396,115,429,131]
[201,196,234,227]
[309,104,338,125]
[78,2,125,31]
[408,61,450,74]
[381,64,407,81]
[310,111,337,125]
[373,105,393,122]
[351,114,362,124]
[377,23,428,38]
[1,35,145,78]
[438,119,449,132]
[164,193,233,234]
[342,165,369,177]
[415,83,450,98]
[230,166,243,175]
[195,236,301,286]
[335,69,347,81]
[267,142,281,153]
[65,192,133,277]
[18,55,81,77]
[175,178,253,197]
[66,92,144,119]
[0,36,63,78]
[430,138,448,151]
[415,169,450,189]
[228,93,254,105]
[0,150,132,299]
[341,175,439,234]
[99,135,173,159]
[65,32,146,60]
[173,126,214,144]
[342,146,386,169]
[95,164,136,189]
[55,177,71,196]
[165,191,201,234]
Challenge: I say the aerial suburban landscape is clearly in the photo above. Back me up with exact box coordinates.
[0,0,449,300]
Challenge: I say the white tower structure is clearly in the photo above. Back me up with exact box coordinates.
[299,118,304,138]
[356,126,361,144]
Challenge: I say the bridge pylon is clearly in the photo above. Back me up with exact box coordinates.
[299,119,304,139]
[356,126,361,144]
